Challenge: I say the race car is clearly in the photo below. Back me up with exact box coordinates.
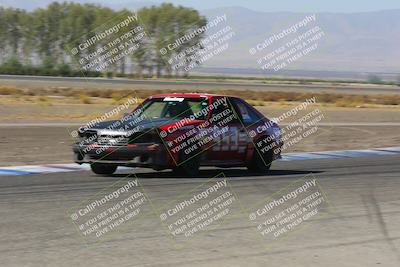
[73,93,283,176]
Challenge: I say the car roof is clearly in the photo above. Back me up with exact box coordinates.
[149,93,226,99]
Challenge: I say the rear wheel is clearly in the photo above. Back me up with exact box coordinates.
[247,136,274,173]
[90,163,117,175]
[173,150,200,177]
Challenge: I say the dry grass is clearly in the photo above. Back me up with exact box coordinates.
[78,94,92,104]
[247,99,266,106]
[0,86,22,95]
[0,85,399,107]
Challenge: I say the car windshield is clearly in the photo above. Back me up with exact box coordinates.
[135,97,209,120]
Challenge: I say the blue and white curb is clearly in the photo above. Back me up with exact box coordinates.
[0,164,91,176]
[280,146,400,161]
[1,147,400,176]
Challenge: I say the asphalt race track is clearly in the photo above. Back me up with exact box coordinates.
[1,156,400,267]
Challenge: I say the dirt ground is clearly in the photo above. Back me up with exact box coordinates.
[1,96,399,123]
[0,101,399,166]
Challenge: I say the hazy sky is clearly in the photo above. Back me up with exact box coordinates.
[2,0,400,13]
[155,0,400,13]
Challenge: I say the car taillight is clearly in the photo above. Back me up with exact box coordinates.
[147,144,160,151]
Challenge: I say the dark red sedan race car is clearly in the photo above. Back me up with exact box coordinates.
[73,93,283,176]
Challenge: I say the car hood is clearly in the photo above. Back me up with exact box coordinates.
[81,117,177,135]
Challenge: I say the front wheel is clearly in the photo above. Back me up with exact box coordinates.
[90,163,117,175]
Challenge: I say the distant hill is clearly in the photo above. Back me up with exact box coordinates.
[200,7,400,73]
[3,2,399,75]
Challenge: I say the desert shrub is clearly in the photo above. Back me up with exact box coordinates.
[79,94,92,104]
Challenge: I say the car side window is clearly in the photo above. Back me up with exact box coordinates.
[231,98,260,124]
[211,97,239,123]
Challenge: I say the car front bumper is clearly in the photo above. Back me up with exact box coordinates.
[73,143,169,170]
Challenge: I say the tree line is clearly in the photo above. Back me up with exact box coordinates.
[0,2,207,77]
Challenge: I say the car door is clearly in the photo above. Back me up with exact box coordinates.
[206,97,248,163]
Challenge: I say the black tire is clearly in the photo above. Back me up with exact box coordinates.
[173,150,201,177]
[90,163,117,175]
[247,136,274,173]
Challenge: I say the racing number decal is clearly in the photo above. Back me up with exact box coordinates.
[212,127,248,152]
